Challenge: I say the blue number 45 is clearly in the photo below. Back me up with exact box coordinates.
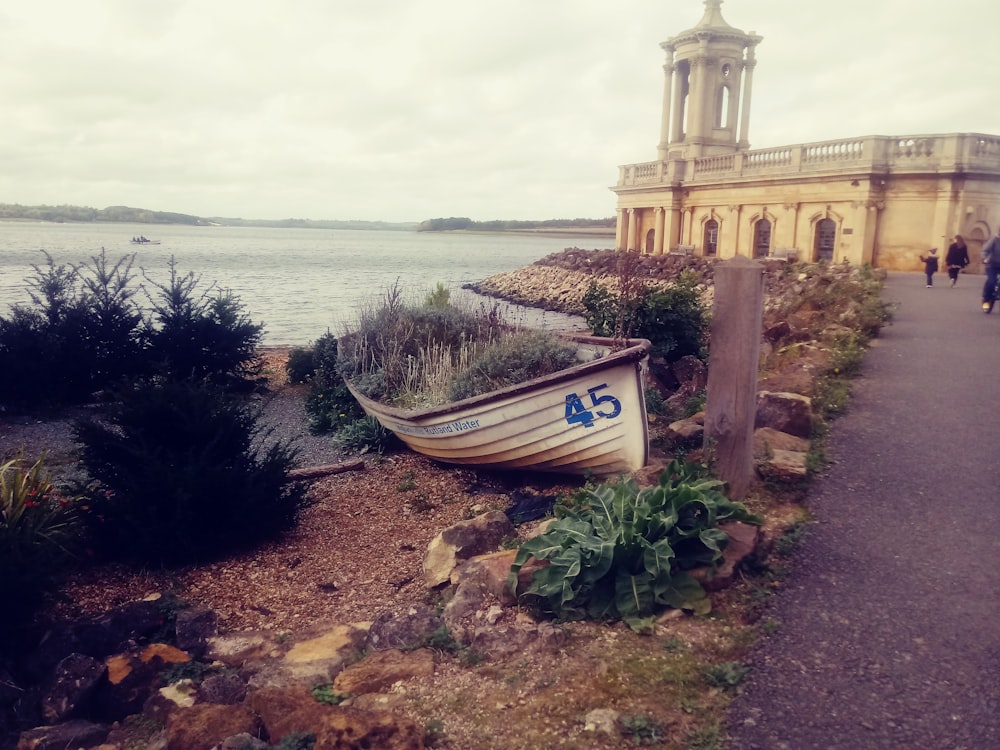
[564,384,622,428]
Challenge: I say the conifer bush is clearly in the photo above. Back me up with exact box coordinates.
[74,379,305,566]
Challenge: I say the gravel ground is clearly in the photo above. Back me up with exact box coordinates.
[726,272,1000,749]
[0,349,577,636]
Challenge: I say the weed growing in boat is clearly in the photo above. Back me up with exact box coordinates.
[338,282,579,408]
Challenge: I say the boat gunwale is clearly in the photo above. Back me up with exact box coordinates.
[345,335,652,422]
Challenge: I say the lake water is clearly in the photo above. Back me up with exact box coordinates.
[0,222,601,345]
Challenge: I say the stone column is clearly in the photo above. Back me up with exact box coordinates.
[657,46,675,159]
[738,50,757,148]
[626,209,637,252]
[703,256,765,499]
[615,208,625,250]
[672,64,687,144]
[654,207,666,255]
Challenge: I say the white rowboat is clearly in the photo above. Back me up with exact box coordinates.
[345,336,651,477]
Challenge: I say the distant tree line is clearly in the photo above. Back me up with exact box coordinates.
[0,203,208,225]
[416,217,616,232]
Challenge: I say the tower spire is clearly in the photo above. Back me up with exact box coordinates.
[697,0,732,29]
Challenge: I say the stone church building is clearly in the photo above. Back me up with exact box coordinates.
[611,1,1000,270]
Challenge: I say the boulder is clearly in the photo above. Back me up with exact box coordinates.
[757,449,810,483]
[250,687,424,750]
[41,654,106,724]
[752,427,810,458]
[366,605,444,651]
[755,391,814,438]
[174,607,218,659]
[16,719,109,750]
[164,703,260,750]
[332,648,435,695]
[692,522,763,591]
[423,511,515,587]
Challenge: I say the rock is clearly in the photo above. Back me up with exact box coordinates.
[753,426,810,457]
[755,391,814,438]
[250,687,424,750]
[692,522,762,591]
[218,733,269,750]
[664,418,704,444]
[197,673,247,705]
[164,703,260,750]
[366,606,444,651]
[757,449,810,483]
[204,632,273,668]
[174,607,218,659]
[584,708,621,735]
[468,622,568,663]
[332,648,435,695]
[41,653,106,724]
[244,623,369,691]
[423,511,515,588]
[16,719,109,750]
[284,624,368,665]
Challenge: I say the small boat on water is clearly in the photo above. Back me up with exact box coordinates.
[345,335,651,477]
[130,236,160,245]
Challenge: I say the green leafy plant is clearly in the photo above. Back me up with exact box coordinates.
[508,460,761,631]
[703,661,749,689]
[74,379,305,565]
[583,271,708,362]
[310,684,350,705]
[333,416,396,454]
[0,454,82,622]
[621,714,666,745]
[302,332,366,432]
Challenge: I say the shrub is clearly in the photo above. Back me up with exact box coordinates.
[285,346,317,384]
[144,259,263,390]
[0,251,267,411]
[508,460,760,631]
[0,250,147,409]
[0,454,82,632]
[301,332,366,432]
[583,271,707,362]
[74,379,305,566]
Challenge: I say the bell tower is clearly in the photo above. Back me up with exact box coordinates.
[657,0,762,160]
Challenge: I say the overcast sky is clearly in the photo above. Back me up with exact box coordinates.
[2,0,998,223]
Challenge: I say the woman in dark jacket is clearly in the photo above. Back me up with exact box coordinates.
[945,235,970,287]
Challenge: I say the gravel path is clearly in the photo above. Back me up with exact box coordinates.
[726,271,1000,749]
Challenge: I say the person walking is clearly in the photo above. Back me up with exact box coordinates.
[945,235,970,287]
[920,247,939,287]
[982,226,1000,312]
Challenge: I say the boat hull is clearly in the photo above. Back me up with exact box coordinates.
[346,336,651,477]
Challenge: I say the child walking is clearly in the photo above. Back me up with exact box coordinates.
[920,248,939,287]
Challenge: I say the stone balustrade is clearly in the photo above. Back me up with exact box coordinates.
[616,133,1000,186]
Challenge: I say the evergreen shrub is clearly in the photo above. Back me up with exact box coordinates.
[74,379,305,566]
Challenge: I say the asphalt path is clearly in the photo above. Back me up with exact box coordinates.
[726,270,1000,750]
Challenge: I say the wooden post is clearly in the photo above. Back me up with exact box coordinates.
[703,256,764,499]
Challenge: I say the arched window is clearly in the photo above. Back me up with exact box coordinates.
[814,218,836,262]
[645,229,655,255]
[753,219,771,259]
[716,85,730,128]
[704,219,719,256]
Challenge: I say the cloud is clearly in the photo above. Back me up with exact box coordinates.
[1,0,998,221]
